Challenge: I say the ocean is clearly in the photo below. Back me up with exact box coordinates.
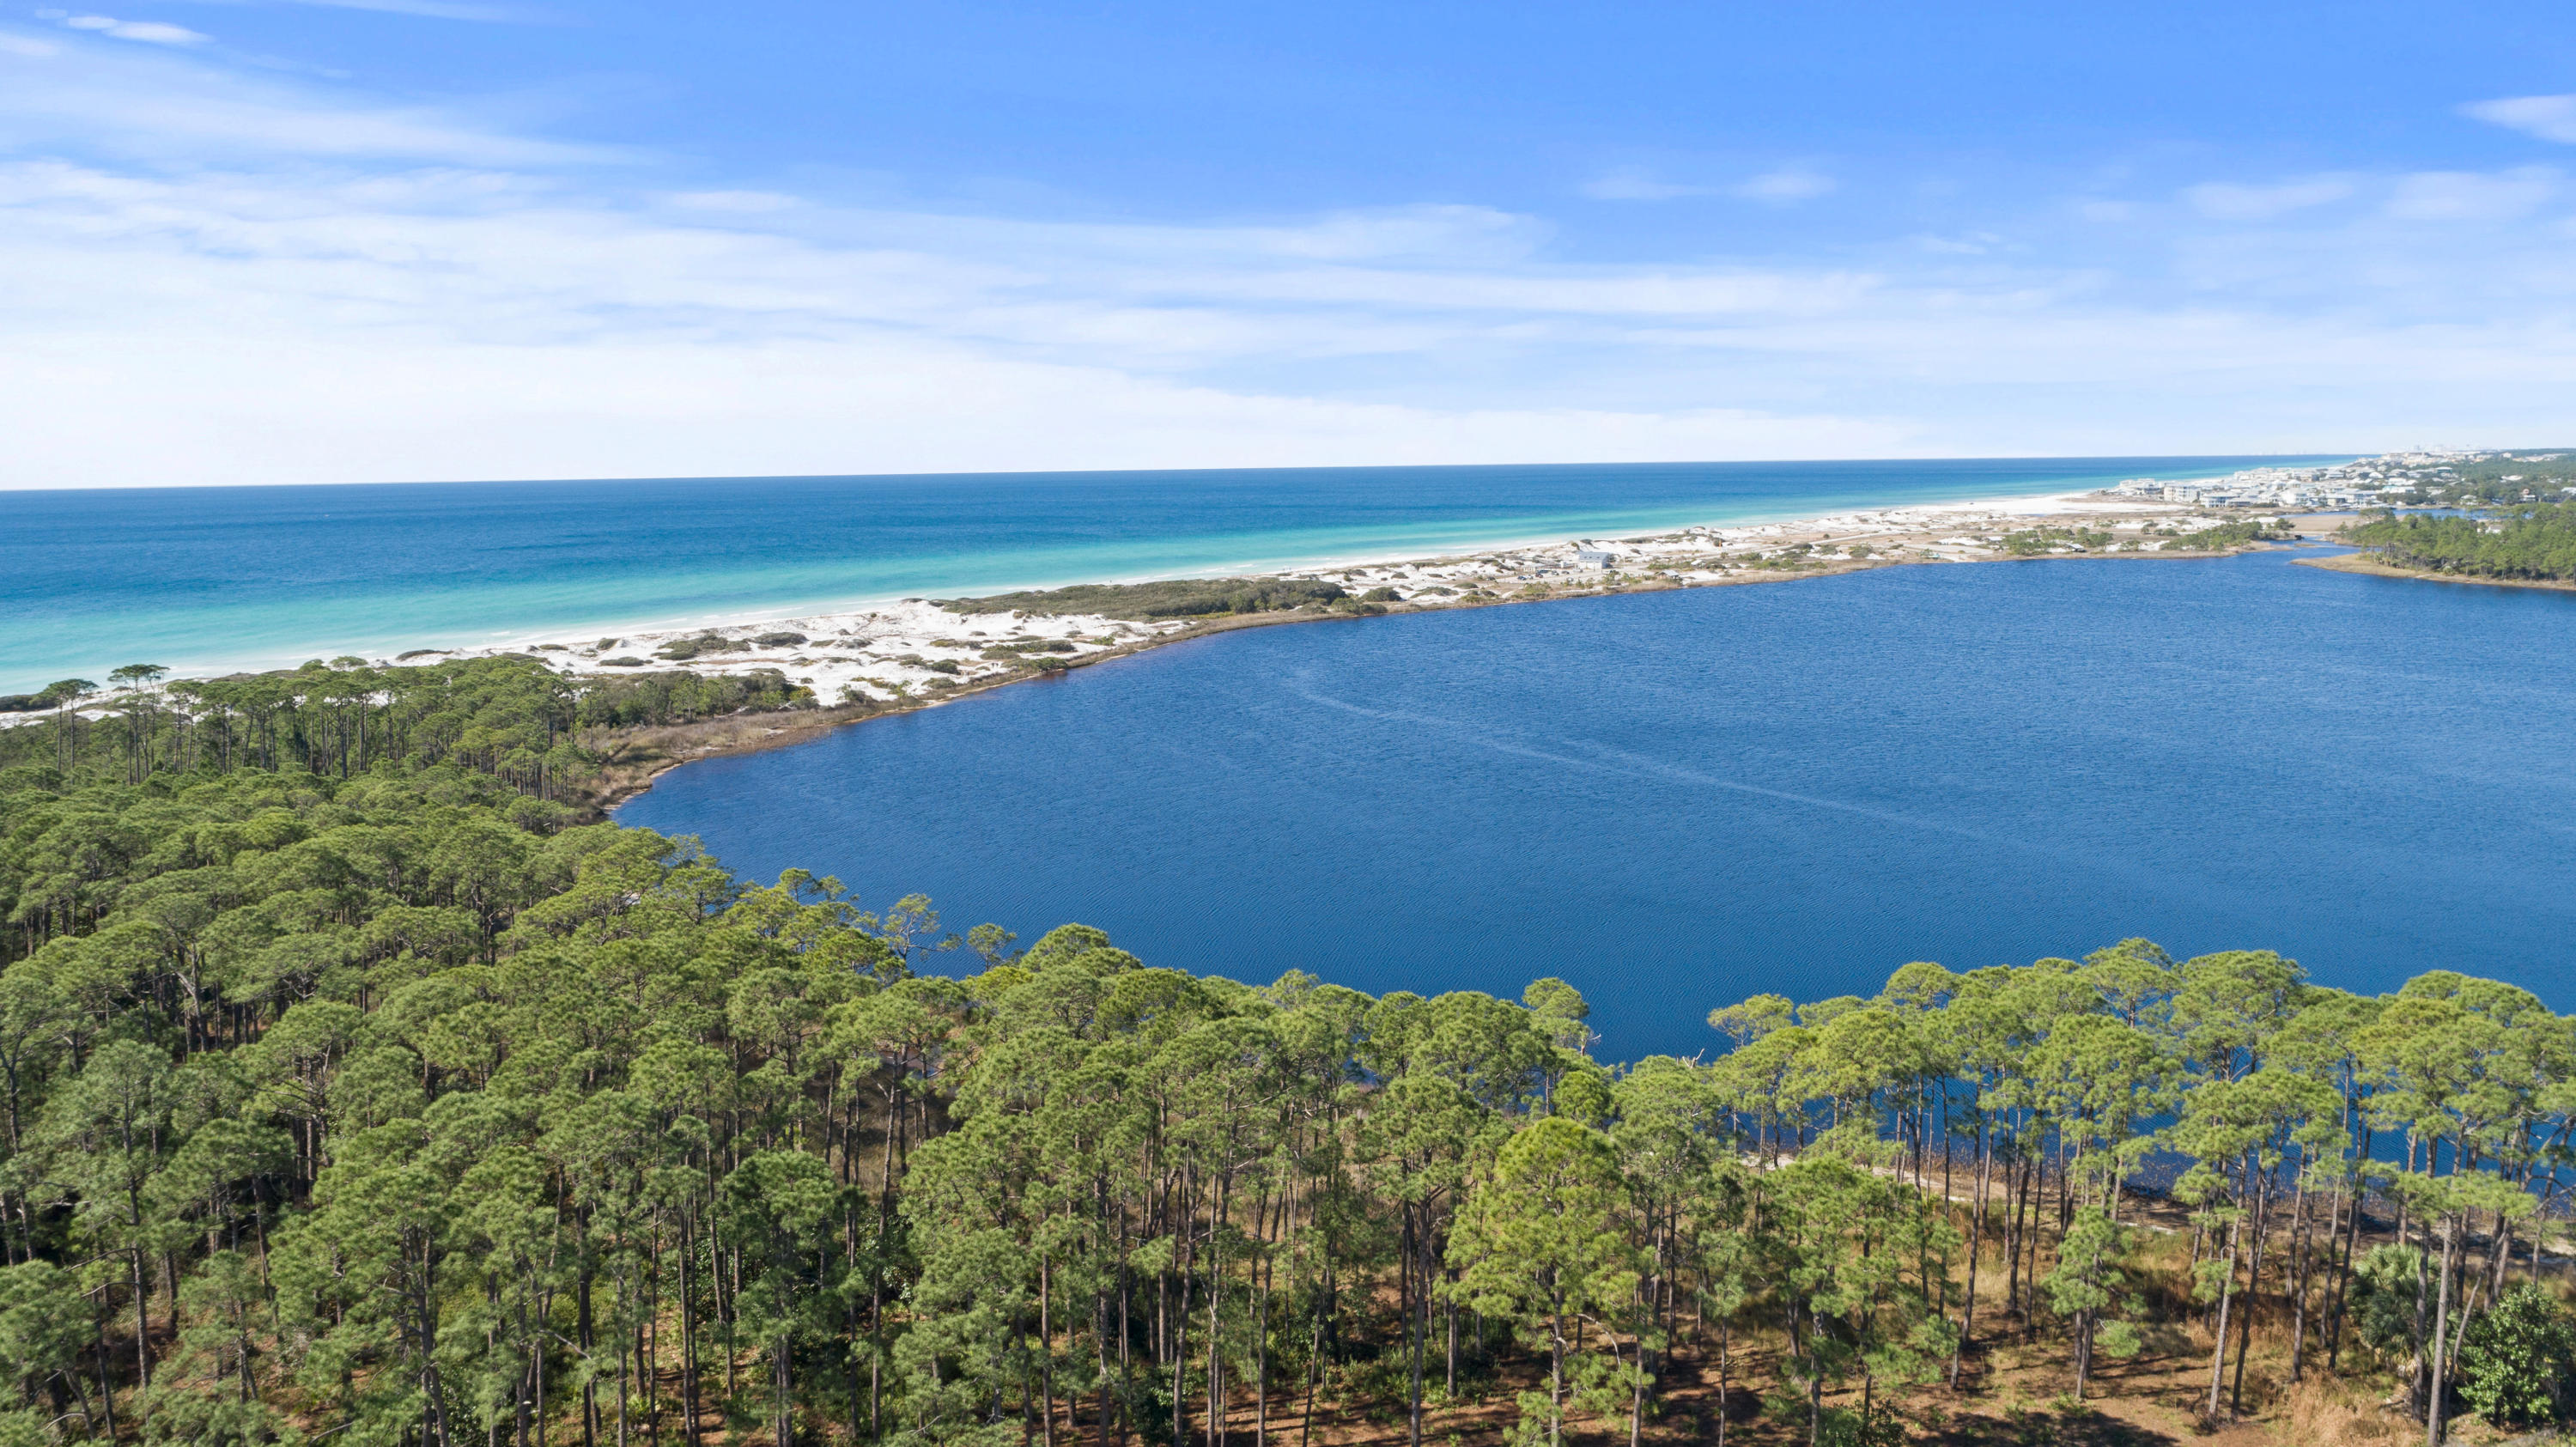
[618,546,2576,1061]
[1,456,2313,693]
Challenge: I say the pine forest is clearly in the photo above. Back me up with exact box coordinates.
[2,656,2571,1447]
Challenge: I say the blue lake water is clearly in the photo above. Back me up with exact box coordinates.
[1,456,2316,693]
[622,548,2576,1061]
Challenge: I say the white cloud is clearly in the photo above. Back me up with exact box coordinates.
[64,15,209,44]
[2184,176,2354,220]
[1914,232,2005,254]
[0,32,61,56]
[3,39,2576,483]
[16,145,2576,486]
[1257,205,1536,262]
[665,189,805,214]
[0,43,625,163]
[1732,167,1835,204]
[2464,94,2576,145]
[2385,167,2556,222]
[1582,165,1834,204]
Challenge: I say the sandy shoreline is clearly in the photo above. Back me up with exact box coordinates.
[380,488,2088,664]
[19,485,2325,809]
[539,488,2300,806]
[2292,551,2576,593]
[384,486,2249,713]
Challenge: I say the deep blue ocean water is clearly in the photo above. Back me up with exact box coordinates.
[1,457,2313,693]
[621,548,2576,1061]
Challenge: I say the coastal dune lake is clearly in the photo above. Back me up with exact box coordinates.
[624,547,2576,1059]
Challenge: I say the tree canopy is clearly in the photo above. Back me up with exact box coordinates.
[2346,501,2576,581]
[1,677,2573,1447]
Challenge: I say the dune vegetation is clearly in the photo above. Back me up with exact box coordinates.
[937,578,1352,621]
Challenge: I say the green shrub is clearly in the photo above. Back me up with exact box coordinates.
[2002,526,2116,555]
[2174,520,2279,550]
[655,634,748,660]
[2347,1244,2424,1360]
[940,576,1347,619]
[1359,586,1400,602]
[2458,1284,2576,1428]
[574,667,808,727]
[751,631,809,648]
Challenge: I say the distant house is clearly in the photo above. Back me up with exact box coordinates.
[1573,544,1620,569]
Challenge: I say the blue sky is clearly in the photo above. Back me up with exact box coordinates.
[3,0,2574,485]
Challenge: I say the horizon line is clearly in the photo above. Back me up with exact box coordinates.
[0,449,2385,497]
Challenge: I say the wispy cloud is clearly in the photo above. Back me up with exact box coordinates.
[64,14,209,44]
[0,41,627,164]
[2384,167,2556,222]
[2184,176,2354,220]
[1582,164,1834,204]
[2464,94,2576,145]
[3,39,2576,485]
[1732,167,1834,204]
[665,190,805,214]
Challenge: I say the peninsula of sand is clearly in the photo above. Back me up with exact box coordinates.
[12,472,2371,806]
[393,486,2328,776]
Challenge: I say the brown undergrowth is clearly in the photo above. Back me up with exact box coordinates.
[571,702,884,812]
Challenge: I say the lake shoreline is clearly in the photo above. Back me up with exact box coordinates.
[23,459,2342,696]
[14,482,2311,815]
[592,525,2287,815]
[2292,550,2576,594]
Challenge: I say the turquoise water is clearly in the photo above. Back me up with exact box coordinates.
[621,547,2576,1060]
[0,457,2318,693]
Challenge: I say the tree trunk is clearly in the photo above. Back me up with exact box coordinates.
[2233,1183,2269,1414]
[2427,1213,2458,1447]
[2073,1308,2092,1400]
[2206,1213,2240,1420]
[1715,1321,1729,1447]
[2290,1176,2312,1383]
[1951,1116,1991,1389]
[1549,1299,1565,1447]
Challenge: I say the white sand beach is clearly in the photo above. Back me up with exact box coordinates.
[10,483,2294,739]
[355,488,2250,709]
